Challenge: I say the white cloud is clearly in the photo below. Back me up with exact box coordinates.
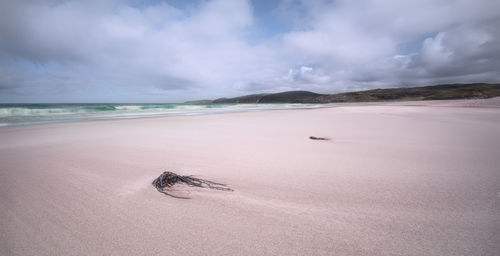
[0,0,499,102]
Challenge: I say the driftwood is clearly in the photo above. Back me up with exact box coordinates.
[309,136,330,140]
[152,171,232,199]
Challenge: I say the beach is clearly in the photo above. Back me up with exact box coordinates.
[1,100,500,255]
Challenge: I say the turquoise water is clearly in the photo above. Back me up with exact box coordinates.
[0,103,327,126]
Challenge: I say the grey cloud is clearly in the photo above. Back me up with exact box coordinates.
[277,0,500,90]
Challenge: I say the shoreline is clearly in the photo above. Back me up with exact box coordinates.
[0,102,331,128]
[1,97,500,128]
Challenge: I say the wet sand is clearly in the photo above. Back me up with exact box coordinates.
[1,99,500,255]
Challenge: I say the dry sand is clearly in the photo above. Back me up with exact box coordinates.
[1,99,500,255]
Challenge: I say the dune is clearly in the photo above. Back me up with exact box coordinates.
[1,99,499,255]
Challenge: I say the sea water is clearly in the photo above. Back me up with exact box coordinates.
[0,103,328,126]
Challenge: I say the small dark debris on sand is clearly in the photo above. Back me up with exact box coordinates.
[309,136,330,140]
[152,171,233,199]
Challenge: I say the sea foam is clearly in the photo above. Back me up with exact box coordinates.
[0,103,328,126]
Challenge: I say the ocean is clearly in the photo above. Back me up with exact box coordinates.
[0,103,328,126]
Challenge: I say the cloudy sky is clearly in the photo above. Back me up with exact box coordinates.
[1,0,499,102]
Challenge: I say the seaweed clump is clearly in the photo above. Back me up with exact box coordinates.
[309,136,330,140]
[152,171,232,199]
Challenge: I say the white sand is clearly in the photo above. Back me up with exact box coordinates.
[1,100,500,255]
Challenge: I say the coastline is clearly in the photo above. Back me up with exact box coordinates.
[2,96,500,128]
[1,99,500,255]
[0,103,330,127]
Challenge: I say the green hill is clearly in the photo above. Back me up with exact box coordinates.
[186,83,500,104]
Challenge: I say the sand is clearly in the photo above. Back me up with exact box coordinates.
[1,99,500,255]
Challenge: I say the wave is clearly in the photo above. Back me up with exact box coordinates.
[0,103,329,126]
[0,105,117,117]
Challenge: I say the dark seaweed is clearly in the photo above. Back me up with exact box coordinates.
[152,171,232,199]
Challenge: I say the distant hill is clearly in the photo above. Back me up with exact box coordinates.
[185,83,500,104]
[212,93,269,104]
[314,83,500,103]
[259,91,323,103]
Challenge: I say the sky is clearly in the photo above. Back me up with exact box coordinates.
[0,0,499,103]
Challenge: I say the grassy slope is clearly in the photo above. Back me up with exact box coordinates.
[187,83,500,104]
[314,83,500,103]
